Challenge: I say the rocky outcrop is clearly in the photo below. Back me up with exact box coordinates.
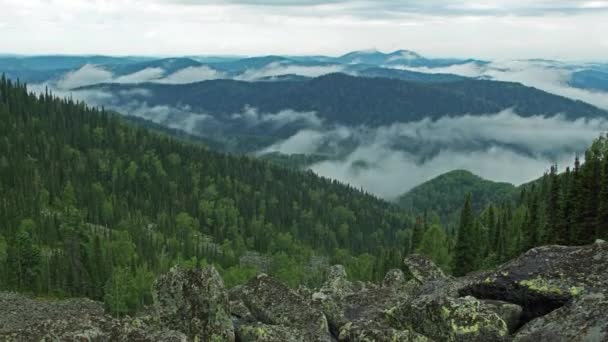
[3,240,607,341]
[153,265,235,341]
[0,292,186,341]
[231,273,333,341]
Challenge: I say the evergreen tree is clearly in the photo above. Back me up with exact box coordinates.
[453,194,476,276]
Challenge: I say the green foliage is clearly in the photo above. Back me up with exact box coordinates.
[453,194,477,276]
[221,265,259,288]
[417,224,452,273]
[104,267,137,317]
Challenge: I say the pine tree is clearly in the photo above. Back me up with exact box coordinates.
[453,194,476,276]
[597,156,608,239]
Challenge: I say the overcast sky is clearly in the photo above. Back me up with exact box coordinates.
[0,0,606,60]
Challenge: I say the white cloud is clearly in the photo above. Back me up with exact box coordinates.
[262,110,608,198]
[115,67,165,83]
[160,66,225,83]
[1,0,607,59]
[400,60,608,110]
[232,106,324,129]
[56,64,113,89]
[236,62,344,80]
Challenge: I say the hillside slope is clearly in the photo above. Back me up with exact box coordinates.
[398,170,517,223]
[0,76,411,310]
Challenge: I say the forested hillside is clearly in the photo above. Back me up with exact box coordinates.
[82,73,606,126]
[0,76,411,315]
[398,170,517,225]
[448,138,608,275]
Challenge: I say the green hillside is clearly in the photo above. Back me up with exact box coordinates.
[0,76,410,315]
[398,170,517,224]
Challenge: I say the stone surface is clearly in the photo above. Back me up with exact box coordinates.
[387,294,510,341]
[153,265,235,341]
[0,292,186,341]
[404,253,449,283]
[234,273,333,341]
[4,241,608,341]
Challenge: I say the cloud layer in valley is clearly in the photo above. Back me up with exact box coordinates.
[398,60,608,110]
[262,110,608,198]
[30,82,608,200]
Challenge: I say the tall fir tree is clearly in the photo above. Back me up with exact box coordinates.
[453,194,477,276]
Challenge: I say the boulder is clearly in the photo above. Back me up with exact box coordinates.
[153,265,235,341]
[0,292,186,341]
[235,274,332,341]
[387,294,510,341]
[382,268,406,288]
[404,254,448,283]
[513,292,608,342]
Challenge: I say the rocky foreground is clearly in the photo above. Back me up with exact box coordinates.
[1,240,607,341]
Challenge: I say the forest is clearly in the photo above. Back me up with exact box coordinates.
[0,76,411,316]
[2,74,608,317]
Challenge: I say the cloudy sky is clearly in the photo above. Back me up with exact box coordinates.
[0,0,606,59]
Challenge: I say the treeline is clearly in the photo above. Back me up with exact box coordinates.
[0,76,411,316]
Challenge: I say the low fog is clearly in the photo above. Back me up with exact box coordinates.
[262,110,608,198]
[33,61,608,200]
[398,60,608,110]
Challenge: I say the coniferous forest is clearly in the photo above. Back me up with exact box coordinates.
[0,76,410,315]
[2,75,608,317]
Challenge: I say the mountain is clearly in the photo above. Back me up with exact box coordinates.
[356,67,467,82]
[335,49,483,68]
[0,76,411,305]
[81,73,607,127]
[397,170,517,224]
[107,57,205,76]
[570,69,608,92]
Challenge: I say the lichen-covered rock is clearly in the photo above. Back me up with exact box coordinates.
[236,274,332,341]
[0,292,186,341]
[382,268,406,288]
[404,254,448,283]
[237,322,306,342]
[480,300,523,333]
[338,321,430,342]
[388,295,510,341]
[513,292,608,342]
[460,240,608,325]
[310,264,421,341]
[153,265,235,341]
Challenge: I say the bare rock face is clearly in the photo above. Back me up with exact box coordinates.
[153,265,235,341]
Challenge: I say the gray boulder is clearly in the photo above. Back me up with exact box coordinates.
[153,265,235,341]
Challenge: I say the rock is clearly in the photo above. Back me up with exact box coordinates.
[387,295,510,341]
[235,274,332,341]
[382,268,406,288]
[480,300,523,333]
[237,323,305,342]
[513,293,608,342]
[0,292,186,341]
[338,321,430,342]
[404,254,448,283]
[153,265,235,341]
[460,241,608,323]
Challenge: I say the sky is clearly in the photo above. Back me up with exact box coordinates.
[0,0,607,60]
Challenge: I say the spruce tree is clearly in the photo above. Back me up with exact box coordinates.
[453,194,476,276]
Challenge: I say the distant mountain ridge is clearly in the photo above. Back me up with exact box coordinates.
[81,72,607,126]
